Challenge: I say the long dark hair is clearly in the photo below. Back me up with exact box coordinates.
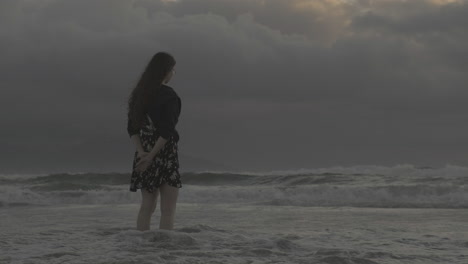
[127,52,176,133]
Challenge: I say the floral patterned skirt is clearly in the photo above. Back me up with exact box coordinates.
[129,114,182,193]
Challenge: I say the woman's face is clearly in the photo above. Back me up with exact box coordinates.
[163,67,176,84]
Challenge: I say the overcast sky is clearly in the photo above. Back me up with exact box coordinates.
[1,0,467,174]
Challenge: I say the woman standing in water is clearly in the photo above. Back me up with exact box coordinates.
[126,51,182,231]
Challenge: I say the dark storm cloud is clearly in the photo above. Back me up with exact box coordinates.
[1,0,467,173]
[351,1,468,71]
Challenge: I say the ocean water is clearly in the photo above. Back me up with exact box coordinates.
[1,164,467,263]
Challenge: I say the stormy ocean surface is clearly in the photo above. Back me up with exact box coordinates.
[1,164,467,264]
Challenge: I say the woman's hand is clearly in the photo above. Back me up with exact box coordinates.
[135,151,154,173]
[137,150,148,159]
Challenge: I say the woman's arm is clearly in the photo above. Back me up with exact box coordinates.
[142,93,178,158]
[130,121,170,157]
[130,134,145,153]
[130,131,168,160]
[148,136,168,158]
[157,96,179,140]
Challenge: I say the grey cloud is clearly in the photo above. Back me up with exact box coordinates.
[1,0,467,173]
[352,1,468,33]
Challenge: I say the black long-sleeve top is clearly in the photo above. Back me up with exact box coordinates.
[127,84,181,142]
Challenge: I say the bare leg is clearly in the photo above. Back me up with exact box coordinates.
[137,188,159,231]
[159,182,179,230]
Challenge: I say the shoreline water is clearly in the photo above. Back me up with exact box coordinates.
[2,203,467,263]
